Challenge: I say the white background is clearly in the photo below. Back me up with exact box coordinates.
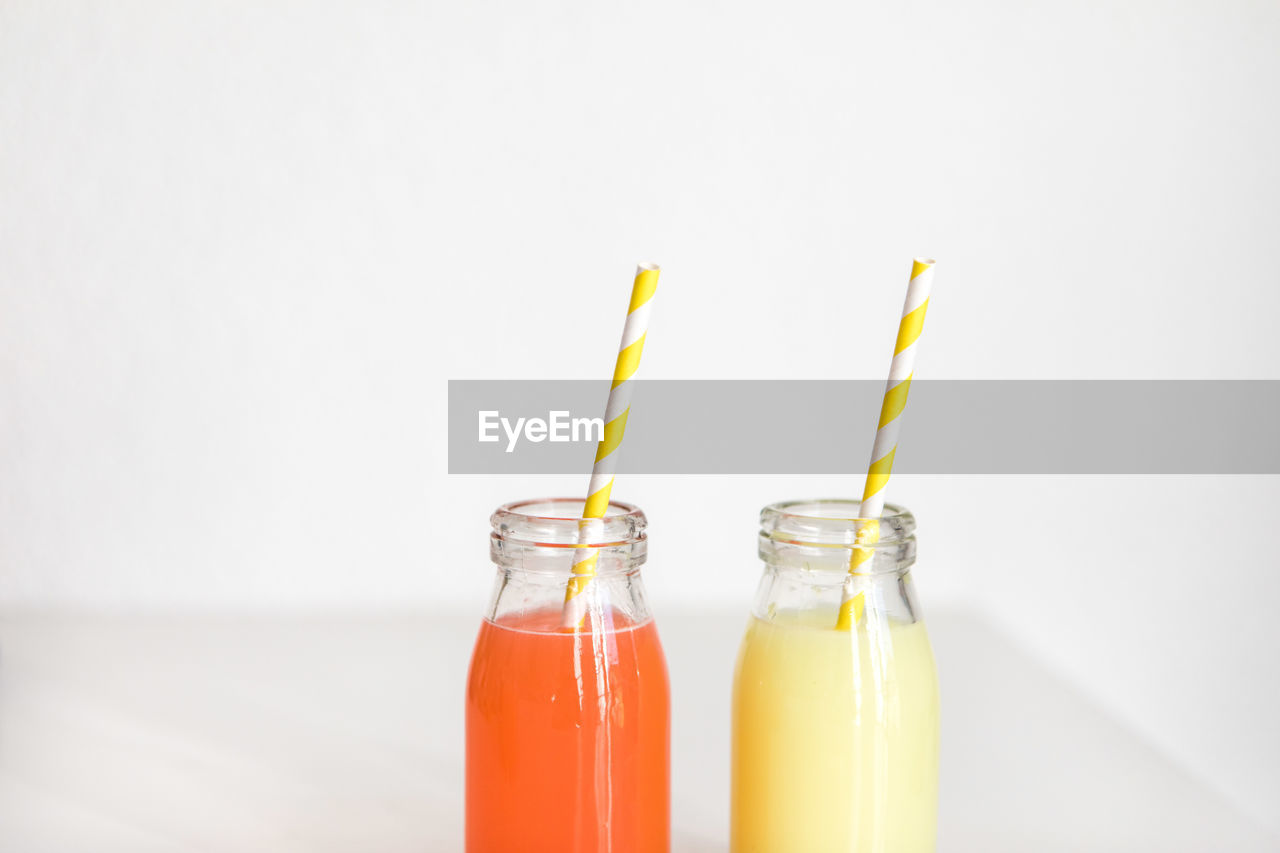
[1,0,1278,843]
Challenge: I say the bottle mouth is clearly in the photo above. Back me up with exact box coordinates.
[491,497,647,548]
[760,498,916,549]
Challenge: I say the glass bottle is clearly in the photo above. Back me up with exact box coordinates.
[466,498,670,853]
[731,499,940,852]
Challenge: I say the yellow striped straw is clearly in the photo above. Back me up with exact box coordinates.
[835,258,937,630]
[561,263,660,629]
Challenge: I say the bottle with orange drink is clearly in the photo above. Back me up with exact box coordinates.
[466,498,670,853]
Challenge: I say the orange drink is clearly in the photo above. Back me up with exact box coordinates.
[466,607,669,851]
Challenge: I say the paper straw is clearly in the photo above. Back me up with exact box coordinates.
[561,263,660,629]
[835,258,936,630]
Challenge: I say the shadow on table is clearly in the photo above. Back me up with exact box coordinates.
[660,605,1278,853]
[927,608,1278,853]
[673,834,725,853]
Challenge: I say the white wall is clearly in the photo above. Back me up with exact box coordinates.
[1,0,1277,836]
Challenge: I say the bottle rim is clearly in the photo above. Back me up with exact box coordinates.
[491,497,647,548]
[760,498,916,548]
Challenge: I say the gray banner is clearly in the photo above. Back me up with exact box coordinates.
[447,380,1280,474]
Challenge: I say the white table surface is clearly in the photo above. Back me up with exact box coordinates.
[1,608,1275,852]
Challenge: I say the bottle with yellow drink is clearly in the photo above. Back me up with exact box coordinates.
[731,499,939,853]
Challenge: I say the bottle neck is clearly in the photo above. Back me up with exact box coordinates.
[753,499,923,626]
[485,556,654,630]
[486,498,652,632]
[751,557,923,626]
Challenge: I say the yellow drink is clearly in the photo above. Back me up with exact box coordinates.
[731,611,940,853]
